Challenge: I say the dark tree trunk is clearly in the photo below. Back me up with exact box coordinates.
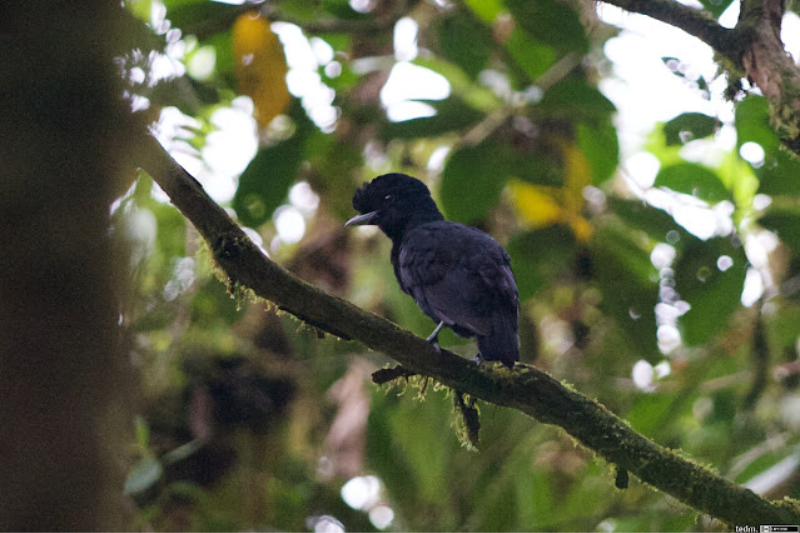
[0,4,136,530]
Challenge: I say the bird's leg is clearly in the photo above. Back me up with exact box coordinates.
[426,321,446,352]
[472,353,485,365]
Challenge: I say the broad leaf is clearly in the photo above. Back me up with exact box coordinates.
[699,0,735,19]
[381,98,484,140]
[437,11,494,79]
[663,112,720,145]
[756,149,800,196]
[232,104,312,227]
[506,225,576,300]
[539,79,617,122]
[506,0,589,54]
[735,95,779,155]
[577,121,619,184]
[674,237,747,345]
[591,225,660,358]
[440,140,512,223]
[654,163,729,203]
[759,207,800,253]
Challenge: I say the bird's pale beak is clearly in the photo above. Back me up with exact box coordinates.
[345,211,379,226]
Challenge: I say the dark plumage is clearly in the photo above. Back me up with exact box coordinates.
[345,173,519,367]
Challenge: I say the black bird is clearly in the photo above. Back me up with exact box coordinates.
[345,173,519,367]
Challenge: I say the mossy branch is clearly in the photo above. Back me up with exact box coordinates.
[138,134,800,525]
[599,0,800,153]
[598,0,744,64]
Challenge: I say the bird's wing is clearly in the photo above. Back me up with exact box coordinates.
[398,223,518,337]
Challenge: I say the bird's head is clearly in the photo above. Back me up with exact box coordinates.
[345,173,443,241]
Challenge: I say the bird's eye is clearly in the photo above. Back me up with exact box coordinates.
[384,194,392,201]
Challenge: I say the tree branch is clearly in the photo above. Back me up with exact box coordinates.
[137,133,800,525]
[738,0,800,150]
[598,0,744,66]
[598,0,800,154]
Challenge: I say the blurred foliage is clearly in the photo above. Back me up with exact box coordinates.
[116,0,800,530]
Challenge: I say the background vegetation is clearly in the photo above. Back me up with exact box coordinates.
[3,0,800,530]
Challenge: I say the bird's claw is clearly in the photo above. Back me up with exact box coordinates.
[425,332,442,352]
[426,321,445,352]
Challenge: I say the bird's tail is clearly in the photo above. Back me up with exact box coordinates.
[477,313,519,367]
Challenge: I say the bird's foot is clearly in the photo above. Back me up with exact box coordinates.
[426,321,445,352]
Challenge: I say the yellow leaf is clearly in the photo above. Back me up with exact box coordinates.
[233,13,291,128]
[561,140,591,213]
[561,140,594,242]
[508,180,562,227]
[568,215,593,243]
[509,140,594,242]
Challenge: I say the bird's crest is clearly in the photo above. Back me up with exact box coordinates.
[352,173,432,214]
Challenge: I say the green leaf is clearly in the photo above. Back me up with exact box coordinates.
[127,0,153,22]
[413,57,501,112]
[735,95,779,155]
[202,30,235,77]
[463,0,504,22]
[663,112,720,145]
[381,98,485,140]
[654,163,730,203]
[591,225,660,357]
[321,0,369,20]
[124,456,163,495]
[440,137,567,223]
[506,0,589,54]
[756,149,800,195]
[513,153,564,187]
[307,134,363,220]
[437,11,494,79]
[626,393,688,438]
[440,140,513,223]
[233,141,303,227]
[191,278,243,325]
[162,0,206,7]
[504,29,556,82]
[733,448,797,484]
[506,225,576,300]
[152,201,189,259]
[698,0,735,18]
[539,79,617,122]
[577,121,619,184]
[610,198,682,242]
[233,103,312,227]
[134,416,150,449]
[166,0,237,32]
[759,207,800,252]
[674,237,747,345]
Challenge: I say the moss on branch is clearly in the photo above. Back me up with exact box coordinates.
[599,0,800,156]
[138,133,800,525]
